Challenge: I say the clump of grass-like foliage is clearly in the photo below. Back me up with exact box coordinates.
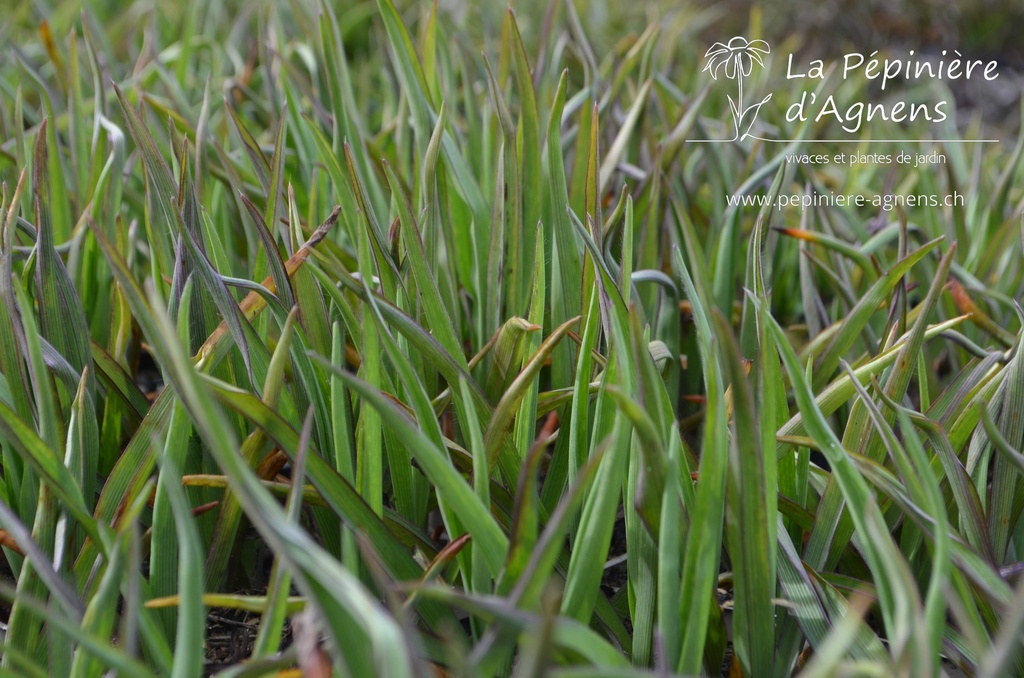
[0,1,1023,676]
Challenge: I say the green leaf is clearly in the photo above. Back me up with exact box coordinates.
[715,312,774,674]
[157,453,205,678]
[484,317,578,472]
[312,356,509,577]
[811,237,942,392]
[382,160,466,368]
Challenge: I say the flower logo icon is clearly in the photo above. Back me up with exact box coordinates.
[703,37,773,141]
[704,37,770,79]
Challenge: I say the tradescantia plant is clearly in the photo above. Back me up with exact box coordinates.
[0,0,1023,676]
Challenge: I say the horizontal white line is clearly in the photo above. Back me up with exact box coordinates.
[686,138,999,143]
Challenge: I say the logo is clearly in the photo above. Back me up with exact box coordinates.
[702,37,773,141]
[694,37,999,145]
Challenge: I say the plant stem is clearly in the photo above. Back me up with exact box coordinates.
[737,74,744,140]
